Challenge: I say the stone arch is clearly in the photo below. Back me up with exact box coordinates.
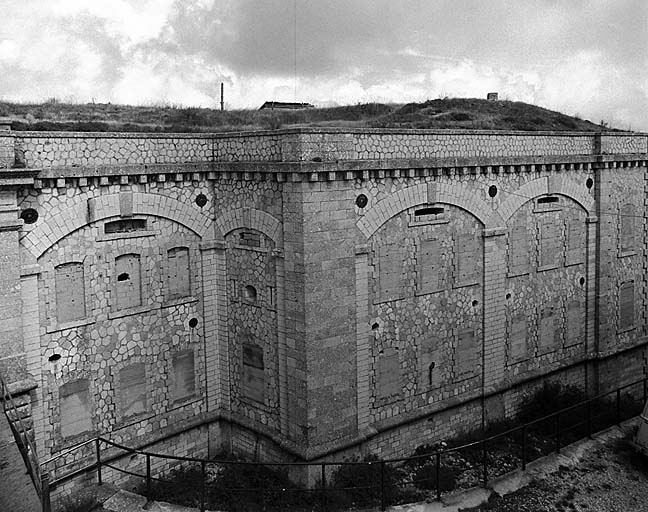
[24,192,212,259]
[215,207,282,245]
[356,182,494,239]
[494,176,594,224]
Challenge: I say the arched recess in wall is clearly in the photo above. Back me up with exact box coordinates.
[214,207,282,246]
[215,206,287,435]
[24,192,212,260]
[494,176,594,225]
[356,182,493,240]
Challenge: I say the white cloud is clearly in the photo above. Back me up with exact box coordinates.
[0,40,18,61]
[0,0,645,130]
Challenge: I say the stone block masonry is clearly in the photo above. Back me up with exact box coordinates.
[0,126,647,491]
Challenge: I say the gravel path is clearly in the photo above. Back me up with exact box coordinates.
[462,429,648,512]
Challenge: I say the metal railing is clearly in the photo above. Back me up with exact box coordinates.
[38,377,647,512]
[0,373,42,498]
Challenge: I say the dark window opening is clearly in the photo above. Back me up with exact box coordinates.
[415,206,445,216]
[48,354,61,362]
[117,273,130,282]
[105,219,147,234]
[244,285,257,302]
[537,196,559,205]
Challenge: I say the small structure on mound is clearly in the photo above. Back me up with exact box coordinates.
[259,101,315,110]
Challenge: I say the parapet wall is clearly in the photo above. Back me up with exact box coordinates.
[7,129,647,169]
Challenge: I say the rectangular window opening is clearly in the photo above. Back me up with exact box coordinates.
[105,219,147,234]
[415,206,445,216]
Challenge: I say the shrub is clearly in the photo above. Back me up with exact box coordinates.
[329,454,403,508]
[412,462,457,491]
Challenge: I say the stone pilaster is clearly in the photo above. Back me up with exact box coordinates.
[271,249,290,437]
[482,227,508,394]
[354,244,371,433]
[0,119,14,168]
[21,265,45,455]
[200,241,229,413]
[0,188,25,383]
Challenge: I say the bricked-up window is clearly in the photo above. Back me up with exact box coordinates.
[565,220,586,266]
[242,343,265,403]
[172,350,195,401]
[115,254,141,310]
[508,315,528,362]
[60,379,92,438]
[619,204,635,254]
[377,347,401,398]
[538,217,560,269]
[455,328,477,376]
[105,219,147,234]
[455,234,480,287]
[119,363,147,417]
[417,239,442,294]
[538,306,557,352]
[167,247,190,300]
[239,231,261,248]
[566,300,584,346]
[508,225,530,275]
[55,262,85,323]
[377,244,406,301]
[619,281,635,330]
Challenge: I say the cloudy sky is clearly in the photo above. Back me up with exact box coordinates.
[0,0,646,130]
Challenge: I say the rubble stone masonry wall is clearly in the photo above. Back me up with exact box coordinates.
[1,128,647,483]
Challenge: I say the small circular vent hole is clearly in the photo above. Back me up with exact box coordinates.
[356,194,368,208]
[189,317,198,328]
[488,185,498,198]
[21,208,39,224]
[48,354,61,363]
[195,194,208,207]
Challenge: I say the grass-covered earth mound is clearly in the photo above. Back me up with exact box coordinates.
[0,98,614,133]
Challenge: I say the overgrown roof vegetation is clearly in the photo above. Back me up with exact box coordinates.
[0,97,615,133]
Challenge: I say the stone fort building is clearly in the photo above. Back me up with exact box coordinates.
[0,123,647,483]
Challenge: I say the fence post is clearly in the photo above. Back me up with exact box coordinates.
[320,463,326,512]
[482,440,488,487]
[41,472,51,512]
[95,438,102,486]
[521,425,527,470]
[436,451,441,501]
[380,461,385,512]
[200,461,206,512]
[146,454,151,502]
[616,389,621,426]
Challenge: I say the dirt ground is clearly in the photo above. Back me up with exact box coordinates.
[461,431,648,512]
